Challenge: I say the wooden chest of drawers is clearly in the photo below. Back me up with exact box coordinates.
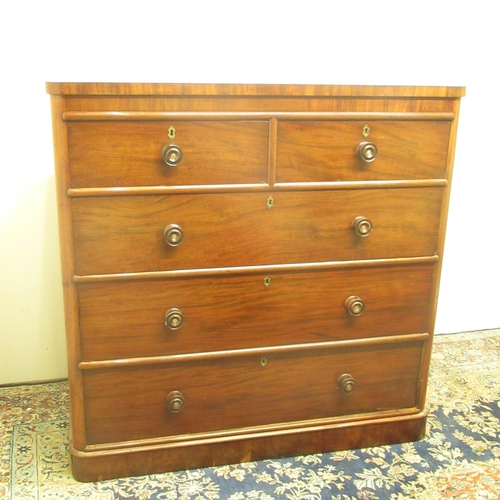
[46,83,465,482]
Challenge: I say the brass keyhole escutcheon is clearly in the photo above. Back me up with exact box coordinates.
[168,125,176,140]
[261,357,268,367]
[362,124,370,138]
[266,196,274,209]
[264,276,271,288]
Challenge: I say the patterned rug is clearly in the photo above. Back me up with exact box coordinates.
[1,329,500,499]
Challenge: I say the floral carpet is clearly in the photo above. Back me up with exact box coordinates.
[1,329,500,499]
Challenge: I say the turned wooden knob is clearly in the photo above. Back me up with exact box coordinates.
[162,144,183,166]
[344,296,365,317]
[338,374,356,394]
[356,141,378,162]
[164,224,183,246]
[165,308,184,330]
[351,216,373,237]
[167,391,185,413]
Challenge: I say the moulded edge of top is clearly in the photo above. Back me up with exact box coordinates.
[45,82,466,98]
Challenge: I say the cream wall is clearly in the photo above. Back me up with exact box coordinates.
[1,1,498,384]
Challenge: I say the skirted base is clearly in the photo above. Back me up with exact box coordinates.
[71,411,427,482]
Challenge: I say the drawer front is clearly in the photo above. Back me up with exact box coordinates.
[78,265,434,360]
[67,121,269,187]
[83,339,423,444]
[276,121,450,182]
[73,188,443,275]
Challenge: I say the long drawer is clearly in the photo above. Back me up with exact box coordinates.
[78,264,434,360]
[82,338,424,444]
[72,188,443,275]
[67,121,269,187]
[276,120,450,182]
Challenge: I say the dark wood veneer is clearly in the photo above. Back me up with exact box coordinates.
[47,82,464,481]
[72,189,444,275]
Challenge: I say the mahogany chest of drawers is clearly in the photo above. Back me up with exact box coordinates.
[46,83,465,482]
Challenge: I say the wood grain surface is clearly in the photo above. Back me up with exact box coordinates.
[46,83,464,481]
[72,188,443,275]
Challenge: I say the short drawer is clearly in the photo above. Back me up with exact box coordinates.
[72,188,443,275]
[78,264,435,360]
[276,120,451,182]
[82,338,424,444]
[67,121,269,187]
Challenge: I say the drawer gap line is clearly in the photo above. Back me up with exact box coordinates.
[78,332,430,370]
[67,179,448,198]
[72,256,440,283]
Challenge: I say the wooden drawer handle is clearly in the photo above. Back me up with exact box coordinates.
[164,224,184,246]
[344,296,365,317]
[351,216,373,237]
[162,144,183,166]
[356,141,378,162]
[338,374,356,394]
[167,391,185,413]
[165,308,184,330]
